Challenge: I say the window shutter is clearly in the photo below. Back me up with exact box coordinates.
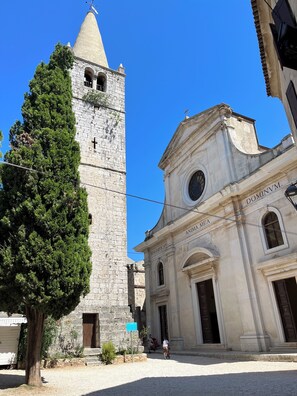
[272,0,295,30]
[286,81,297,128]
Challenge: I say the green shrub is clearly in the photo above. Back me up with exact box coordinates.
[17,316,58,362]
[101,341,116,364]
[83,91,110,107]
[17,323,28,363]
[41,317,58,358]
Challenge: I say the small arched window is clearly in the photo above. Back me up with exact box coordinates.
[262,211,284,249]
[158,262,164,286]
[84,69,93,88]
[97,74,106,92]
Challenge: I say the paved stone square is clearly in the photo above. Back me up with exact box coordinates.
[1,354,297,395]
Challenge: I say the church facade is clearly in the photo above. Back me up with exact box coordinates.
[135,103,297,352]
[57,10,133,351]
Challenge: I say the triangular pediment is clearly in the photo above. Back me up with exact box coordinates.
[159,103,232,170]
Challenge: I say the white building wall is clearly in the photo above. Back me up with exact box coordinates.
[0,327,20,365]
[136,104,297,352]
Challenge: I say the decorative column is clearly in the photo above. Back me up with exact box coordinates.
[231,197,270,351]
[143,251,152,336]
[166,244,184,350]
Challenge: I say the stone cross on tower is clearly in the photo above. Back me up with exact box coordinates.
[91,137,98,149]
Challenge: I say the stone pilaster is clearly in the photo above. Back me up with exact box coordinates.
[166,245,184,350]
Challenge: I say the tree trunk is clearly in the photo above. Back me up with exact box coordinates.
[25,307,45,387]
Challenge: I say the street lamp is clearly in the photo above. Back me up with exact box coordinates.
[285,182,297,211]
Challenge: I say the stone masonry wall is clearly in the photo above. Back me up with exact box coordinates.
[71,58,128,302]
[54,57,134,351]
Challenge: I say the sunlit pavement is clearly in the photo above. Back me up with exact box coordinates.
[1,353,297,395]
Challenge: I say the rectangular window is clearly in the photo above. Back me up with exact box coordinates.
[271,0,297,70]
[263,212,284,249]
[286,81,297,128]
[272,0,295,30]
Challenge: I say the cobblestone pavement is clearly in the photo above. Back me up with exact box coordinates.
[0,354,297,396]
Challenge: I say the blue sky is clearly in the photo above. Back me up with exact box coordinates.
[0,1,290,259]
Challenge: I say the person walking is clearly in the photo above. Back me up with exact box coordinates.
[162,338,170,359]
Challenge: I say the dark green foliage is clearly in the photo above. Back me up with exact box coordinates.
[82,90,110,107]
[41,317,58,358]
[17,317,58,362]
[17,323,27,363]
[0,129,2,158]
[101,341,116,364]
[0,43,91,319]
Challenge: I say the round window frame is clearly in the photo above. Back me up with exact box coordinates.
[188,170,205,201]
[183,167,207,206]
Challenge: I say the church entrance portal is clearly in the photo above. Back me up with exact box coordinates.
[158,305,168,342]
[273,277,297,342]
[83,313,98,348]
[197,279,220,343]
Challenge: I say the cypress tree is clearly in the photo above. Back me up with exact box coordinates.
[0,44,91,386]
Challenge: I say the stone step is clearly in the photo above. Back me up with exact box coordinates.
[85,356,100,365]
[85,353,101,366]
[191,344,230,352]
[84,348,101,356]
[86,361,101,366]
[270,346,297,353]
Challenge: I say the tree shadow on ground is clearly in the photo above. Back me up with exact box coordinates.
[147,352,230,365]
[0,373,51,395]
[0,371,49,390]
[0,372,25,389]
[84,371,297,396]
[147,351,292,366]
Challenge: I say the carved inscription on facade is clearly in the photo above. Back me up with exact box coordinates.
[245,181,281,206]
[186,219,211,235]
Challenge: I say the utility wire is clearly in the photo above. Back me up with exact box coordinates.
[0,161,44,174]
[81,182,297,237]
[0,159,296,237]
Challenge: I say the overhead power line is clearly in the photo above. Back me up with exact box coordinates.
[81,182,296,237]
[0,159,296,237]
[0,161,43,174]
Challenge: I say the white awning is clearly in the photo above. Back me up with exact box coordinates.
[0,317,27,327]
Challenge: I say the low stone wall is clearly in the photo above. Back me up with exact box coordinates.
[43,358,86,368]
[42,353,147,368]
[113,353,147,364]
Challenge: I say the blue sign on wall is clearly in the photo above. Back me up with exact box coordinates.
[126,322,137,332]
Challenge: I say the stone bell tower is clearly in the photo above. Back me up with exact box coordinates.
[60,8,133,352]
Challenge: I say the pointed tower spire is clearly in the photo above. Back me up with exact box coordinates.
[73,10,108,67]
